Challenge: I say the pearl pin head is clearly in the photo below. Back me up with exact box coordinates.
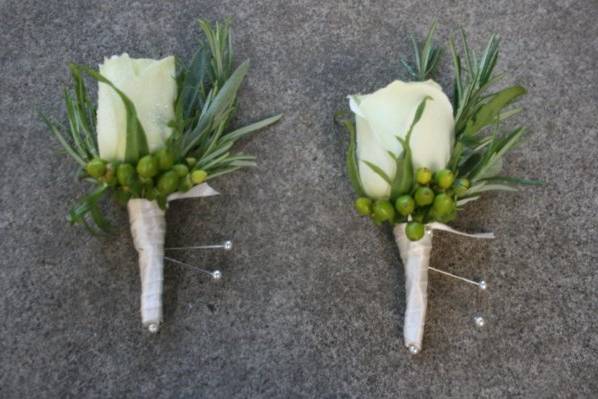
[474,316,485,328]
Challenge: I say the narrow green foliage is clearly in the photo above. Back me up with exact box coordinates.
[72,65,149,163]
[335,111,365,196]
[41,113,86,167]
[480,176,543,186]
[390,97,431,200]
[363,161,393,185]
[67,183,111,235]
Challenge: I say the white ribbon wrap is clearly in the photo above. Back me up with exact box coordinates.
[393,223,494,353]
[127,183,219,331]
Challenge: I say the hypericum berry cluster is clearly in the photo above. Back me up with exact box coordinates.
[354,167,470,241]
[84,148,208,207]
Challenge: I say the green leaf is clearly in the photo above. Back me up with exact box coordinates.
[363,160,392,185]
[68,64,97,156]
[205,165,243,180]
[40,112,86,166]
[481,176,543,186]
[464,85,526,135]
[67,184,111,234]
[63,90,88,160]
[335,112,365,196]
[72,64,149,162]
[405,96,432,143]
[495,126,526,158]
[389,97,430,199]
[179,48,210,121]
[467,182,518,195]
[223,114,282,142]
[390,150,413,199]
[456,196,480,206]
[402,22,442,81]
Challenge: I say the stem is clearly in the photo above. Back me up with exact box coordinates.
[128,199,166,332]
[394,223,432,353]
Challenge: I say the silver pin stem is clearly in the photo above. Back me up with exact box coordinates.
[164,256,221,280]
[428,266,486,289]
[165,240,232,251]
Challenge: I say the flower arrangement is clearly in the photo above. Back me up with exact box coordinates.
[43,20,281,332]
[337,23,540,353]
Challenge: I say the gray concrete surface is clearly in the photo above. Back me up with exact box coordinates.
[1,0,596,397]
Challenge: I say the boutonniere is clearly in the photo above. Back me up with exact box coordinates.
[337,23,540,353]
[43,20,281,332]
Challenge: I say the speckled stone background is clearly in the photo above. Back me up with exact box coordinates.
[1,0,596,397]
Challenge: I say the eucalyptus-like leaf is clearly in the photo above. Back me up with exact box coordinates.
[464,85,526,135]
[182,60,249,154]
[223,114,282,143]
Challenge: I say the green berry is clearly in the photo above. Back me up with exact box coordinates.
[395,195,415,216]
[354,197,372,216]
[117,163,135,186]
[136,155,159,178]
[435,169,455,189]
[172,164,189,178]
[85,158,106,178]
[405,222,425,241]
[372,200,395,222]
[432,193,455,216]
[191,169,208,185]
[156,148,175,171]
[178,174,193,192]
[415,167,433,185]
[157,171,180,195]
[414,187,435,207]
[101,162,117,185]
[185,157,197,168]
[412,209,426,223]
[453,178,471,196]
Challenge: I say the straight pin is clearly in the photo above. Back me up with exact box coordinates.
[164,256,222,280]
[166,240,233,251]
[428,266,486,290]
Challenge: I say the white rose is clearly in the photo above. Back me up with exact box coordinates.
[349,80,454,199]
[97,53,177,161]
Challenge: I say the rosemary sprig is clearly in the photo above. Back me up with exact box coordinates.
[446,30,541,196]
[401,22,442,81]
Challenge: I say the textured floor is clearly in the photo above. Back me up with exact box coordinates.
[1,0,596,398]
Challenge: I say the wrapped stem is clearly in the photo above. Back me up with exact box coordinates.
[128,199,166,332]
[393,223,432,353]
